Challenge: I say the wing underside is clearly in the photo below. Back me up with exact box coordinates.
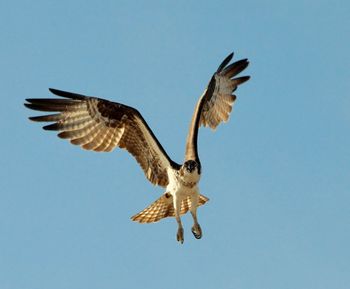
[25,89,180,187]
[185,53,250,161]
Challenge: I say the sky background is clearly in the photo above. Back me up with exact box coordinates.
[1,1,349,288]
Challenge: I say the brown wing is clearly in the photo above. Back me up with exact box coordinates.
[200,54,250,129]
[185,52,250,161]
[25,88,180,187]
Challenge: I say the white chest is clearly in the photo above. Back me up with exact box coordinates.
[166,168,200,197]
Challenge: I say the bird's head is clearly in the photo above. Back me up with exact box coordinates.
[183,160,201,175]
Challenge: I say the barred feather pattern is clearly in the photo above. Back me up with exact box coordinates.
[185,53,250,161]
[199,56,250,130]
[131,193,209,223]
[25,89,179,187]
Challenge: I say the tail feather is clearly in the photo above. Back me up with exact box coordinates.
[131,193,209,224]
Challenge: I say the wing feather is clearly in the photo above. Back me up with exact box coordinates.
[25,89,180,187]
[200,54,249,130]
[185,52,250,161]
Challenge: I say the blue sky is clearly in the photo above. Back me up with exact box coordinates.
[1,1,349,288]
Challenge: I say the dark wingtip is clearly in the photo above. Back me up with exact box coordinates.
[24,99,36,107]
[49,88,86,100]
[221,58,250,78]
[49,88,64,96]
[49,88,58,94]
[24,103,38,110]
[216,52,234,73]
[25,98,41,104]
[235,75,251,85]
[43,123,59,131]
[28,116,39,121]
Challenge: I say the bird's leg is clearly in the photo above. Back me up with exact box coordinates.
[190,192,202,239]
[173,196,184,244]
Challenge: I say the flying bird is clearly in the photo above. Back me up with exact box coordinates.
[24,52,250,244]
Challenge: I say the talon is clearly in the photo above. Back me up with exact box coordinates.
[191,224,202,239]
[177,227,184,244]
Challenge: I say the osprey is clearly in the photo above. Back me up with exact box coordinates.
[24,52,249,243]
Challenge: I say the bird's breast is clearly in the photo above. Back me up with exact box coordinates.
[166,168,200,198]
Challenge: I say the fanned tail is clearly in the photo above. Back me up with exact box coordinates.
[131,193,209,223]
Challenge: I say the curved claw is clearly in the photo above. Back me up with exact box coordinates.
[177,227,184,244]
[191,224,202,239]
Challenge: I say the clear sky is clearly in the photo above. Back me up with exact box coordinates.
[1,1,349,288]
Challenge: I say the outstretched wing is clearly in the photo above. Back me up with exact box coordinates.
[199,53,250,129]
[185,52,250,161]
[25,89,180,187]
